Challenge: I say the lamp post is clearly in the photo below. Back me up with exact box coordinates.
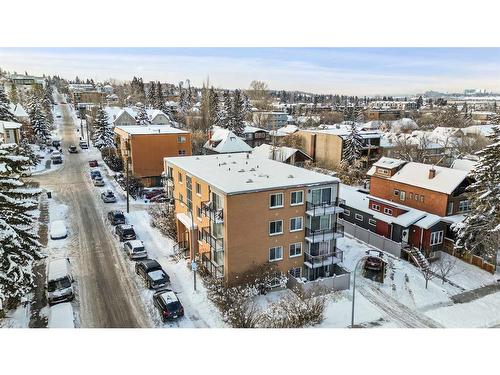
[125,140,130,214]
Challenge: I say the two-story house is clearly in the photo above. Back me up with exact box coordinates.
[0,120,22,144]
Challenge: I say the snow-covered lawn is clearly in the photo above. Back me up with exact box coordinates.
[438,251,497,290]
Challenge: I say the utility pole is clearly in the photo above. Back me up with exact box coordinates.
[126,142,130,213]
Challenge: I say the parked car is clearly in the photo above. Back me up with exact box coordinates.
[48,302,75,328]
[101,190,116,203]
[47,258,74,305]
[107,210,125,225]
[143,188,164,200]
[364,256,384,271]
[49,220,68,240]
[124,240,147,260]
[79,141,88,149]
[89,160,98,167]
[153,289,184,322]
[90,170,102,180]
[136,259,170,289]
[51,139,61,148]
[149,193,169,203]
[55,114,62,119]
[51,151,63,165]
[93,176,105,187]
[115,224,136,242]
[20,169,32,177]
[68,145,78,153]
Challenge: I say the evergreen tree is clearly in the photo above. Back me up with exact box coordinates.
[15,138,38,167]
[135,104,151,126]
[454,126,500,259]
[229,89,246,135]
[155,81,166,113]
[8,84,19,105]
[92,106,115,149]
[178,90,189,114]
[208,88,219,127]
[0,143,42,309]
[0,89,15,122]
[27,94,50,143]
[147,81,157,108]
[343,106,363,124]
[218,90,232,129]
[342,123,364,164]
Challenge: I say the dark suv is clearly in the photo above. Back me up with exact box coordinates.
[115,224,137,242]
[90,170,102,180]
[136,259,170,289]
[153,289,184,322]
[107,210,125,225]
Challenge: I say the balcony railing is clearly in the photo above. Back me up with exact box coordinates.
[306,198,345,216]
[201,201,224,223]
[200,227,224,252]
[304,249,343,268]
[202,252,224,278]
[305,223,344,243]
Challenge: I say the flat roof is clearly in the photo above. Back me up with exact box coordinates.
[114,125,189,135]
[165,153,338,195]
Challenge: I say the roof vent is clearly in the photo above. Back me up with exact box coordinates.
[246,179,253,183]
[220,162,227,166]
[249,168,256,171]
[232,161,236,164]
[429,167,436,179]
[238,169,245,172]
[288,174,294,178]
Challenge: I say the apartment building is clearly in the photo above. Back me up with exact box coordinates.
[164,153,345,287]
[365,109,403,121]
[114,125,191,187]
[252,111,288,130]
[241,124,270,148]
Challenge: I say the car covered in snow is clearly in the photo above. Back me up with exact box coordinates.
[51,139,61,148]
[68,145,78,153]
[115,224,136,242]
[20,169,32,177]
[88,160,98,167]
[153,289,184,322]
[79,141,88,149]
[364,256,384,271]
[136,259,170,289]
[124,240,147,260]
[48,302,75,328]
[47,258,74,305]
[107,210,125,225]
[93,176,105,187]
[149,193,169,203]
[49,220,68,240]
[101,190,116,203]
[51,151,63,165]
[90,170,102,180]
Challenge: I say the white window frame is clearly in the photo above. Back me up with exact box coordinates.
[289,267,301,278]
[269,246,283,262]
[177,136,186,143]
[384,207,393,215]
[368,218,377,226]
[430,230,444,246]
[196,182,201,196]
[289,217,304,232]
[400,191,406,201]
[355,213,363,221]
[290,190,304,206]
[458,200,470,213]
[269,220,283,236]
[372,204,380,211]
[343,209,351,217]
[289,242,302,258]
[269,193,284,209]
[178,172,183,184]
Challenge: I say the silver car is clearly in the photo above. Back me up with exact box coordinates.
[93,176,105,187]
[100,190,116,203]
[124,240,147,260]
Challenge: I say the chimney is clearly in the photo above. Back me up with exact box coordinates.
[428,167,436,179]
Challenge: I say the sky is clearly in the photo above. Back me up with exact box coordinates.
[1,48,499,96]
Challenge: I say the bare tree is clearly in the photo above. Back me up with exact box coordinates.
[434,256,457,284]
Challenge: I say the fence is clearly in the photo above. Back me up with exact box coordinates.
[339,218,402,258]
[287,270,351,295]
[442,238,496,274]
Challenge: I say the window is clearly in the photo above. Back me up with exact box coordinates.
[196,206,202,221]
[177,136,186,143]
[310,215,331,231]
[409,193,414,199]
[178,172,183,183]
[289,243,302,258]
[355,213,363,221]
[459,200,470,213]
[368,218,377,226]
[311,187,332,205]
[269,193,284,208]
[196,182,201,196]
[343,209,351,217]
[430,231,444,246]
[372,204,380,211]
[400,191,406,201]
[394,189,400,196]
[290,217,303,232]
[384,207,393,215]
[178,149,186,155]
[179,193,184,205]
[269,246,283,262]
[447,202,454,215]
[269,272,283,287]
[289,267,301,278]
[290,190,304,205]
[269,220,283,236]
[414,194,419,201]
[420,195,424,203]
[377,168,389,175]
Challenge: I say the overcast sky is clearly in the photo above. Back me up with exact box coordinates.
[1,48,499,96]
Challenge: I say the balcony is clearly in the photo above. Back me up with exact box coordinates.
[305,224,344,243]
[201,201,224,224]
[305,199,345,216]
[201,252,224,278]
[304,249,344,269]
[200,228,224,252]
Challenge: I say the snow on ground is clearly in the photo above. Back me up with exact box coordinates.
[0,299,31,328]
[438,251,497,290]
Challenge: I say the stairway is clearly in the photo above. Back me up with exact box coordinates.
[409,248,430,271]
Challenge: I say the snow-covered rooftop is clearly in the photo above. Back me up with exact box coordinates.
[204,128,252,154]
[166,153,339,195]
[451,158,478,173]
[9,103,28,118]
[372,157,406,169]
[114,125,189,135]
[252,144,311,163]
[0,120,22,131]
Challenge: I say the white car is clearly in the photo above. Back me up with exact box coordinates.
[93,176,105,187]
[48,302,75,328]
[100,190,116,203]
[50,220,68,240]
[124,240,147,260]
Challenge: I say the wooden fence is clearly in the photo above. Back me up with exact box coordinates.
[442,238,496,274]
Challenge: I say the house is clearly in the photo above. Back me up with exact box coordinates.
[203,128,253,154]
[164,153,347,288]
[114,125,191,187]
[297,125,381,168]
[252,111,288,130]
[252,144,312,167]
[365,108,403,121]
[9,103,29,124]
[0,120,22,144]
[269,124,299,139]
[241,124,269,148]
[104,106,171,127]
[1,74,45,98]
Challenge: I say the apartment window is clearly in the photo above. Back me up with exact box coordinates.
[384,207,393,215]
[269,193,284,208]
[409,193,414,199]
[178,149,187,155]
[196,206,202,221]
[459,200,470,213]
[179,193,184,206]
[394,189,400,196]
[430,231,444,246]
[355,213,363,221]
[420,195,424,203]
[269,220,283,236]
[414,194,419,201]
[290,190,304,206]
[177,136,186,143]
[290,217,303,232]
[400,191,406,201]
[369,218,377,226]
[269,246,283,262]
[447,202,454,215]
[196,182,201,196]
[343,209,351,217]
[372,204,380,211]
[269,272,283,287]
[289,242,302,258]
[311,187,332,205]
[289,267,301,278]
[178,172,183,183]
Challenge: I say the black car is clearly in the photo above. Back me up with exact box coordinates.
[136,259,170,289]
[107,210,126,225]
[68,145,78,153]
[90,170,102,180]
[153,289,184,322]
[115,224,137,242]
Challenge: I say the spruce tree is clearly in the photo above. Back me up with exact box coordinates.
[92,107,115,149]
[135,104,151,126]
[0,143,42,309]
[219,91,232,129]
[229,89,246,136]
[454,126,500,259]
[27,94,50,143]
[147,81,157,108]
[0,89,15,122]
[342,123,364,164]
[208,88,219,127]
[15,138,38,167]
[155,81,166,113]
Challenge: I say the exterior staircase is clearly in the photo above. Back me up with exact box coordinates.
[408,248,430,271]
[173,240,189,258]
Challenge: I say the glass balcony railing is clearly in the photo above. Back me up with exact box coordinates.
[200,228,224,252]
[305,223,344,242]
[201,201,224,223]
[305,198,345,216]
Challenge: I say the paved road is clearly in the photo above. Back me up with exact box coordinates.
[33,96,151,328]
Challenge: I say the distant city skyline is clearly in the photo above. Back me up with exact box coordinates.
[1,48,499,96]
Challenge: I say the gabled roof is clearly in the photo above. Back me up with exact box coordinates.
[450,158,478,173]
[204,128,252,154]
[9,103,28,118]
[0,120,22,131]
[114,125,189,135]
[252,144,312,163]
[372,157,406,169]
